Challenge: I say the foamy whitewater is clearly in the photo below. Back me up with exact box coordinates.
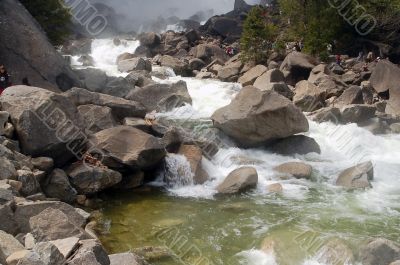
[78,38,400,265]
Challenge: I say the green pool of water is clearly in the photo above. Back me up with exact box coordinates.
[98,186,400,265]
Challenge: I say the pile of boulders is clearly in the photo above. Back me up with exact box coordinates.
[0,79,219,264]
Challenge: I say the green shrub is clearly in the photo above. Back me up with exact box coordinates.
[240,6,278,64]
[20,0,72,45]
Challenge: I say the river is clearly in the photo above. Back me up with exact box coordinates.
[73,39,400,265]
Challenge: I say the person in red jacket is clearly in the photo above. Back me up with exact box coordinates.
[0,65,11,95]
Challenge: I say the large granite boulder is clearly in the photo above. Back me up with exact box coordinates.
[211,86,309,147]
[268,135,321,155]
[90,126,166,170]
[0,0,79,91]
[64,87,146,120]
[118,58,152,73]
[160,55,190,76]
[360,238,400,265]
[0,86,85,165]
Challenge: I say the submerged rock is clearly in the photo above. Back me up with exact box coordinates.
[212,87,309,148]
[360,238,400,265]
[217,167,258,194]
[68,239,110,265]
[336,161,374,189]
[109,252,144,265]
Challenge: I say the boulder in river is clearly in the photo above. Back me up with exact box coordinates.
[340,105,376,124]
[0,86,85,166]
[217,167,258,194]
[212,86,309,148]
[118,57,152,73]
[336,161,374,189]
[160,55,190,76]
[64,87,147,120]
[268,135,321,155]
[125,80,192,112]
[360,238,400,265]
[90,126,166,170]
[274,162,313,179]
[109,252,143,265]
[178,145,210,184]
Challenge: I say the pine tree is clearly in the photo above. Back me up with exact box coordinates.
[240,6,278,64]
[20,0,72,46]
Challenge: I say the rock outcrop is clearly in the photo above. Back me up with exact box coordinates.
[0,0,79,91]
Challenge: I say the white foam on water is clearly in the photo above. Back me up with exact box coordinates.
[157,72,400,220]
[90,38,140,76]
[236,249,278,265]
[156,76,241,119]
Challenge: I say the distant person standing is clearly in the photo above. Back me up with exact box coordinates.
[327,43,333,54]
[0,65,11,95]
[366,51,374,63]
[335,54,342,65]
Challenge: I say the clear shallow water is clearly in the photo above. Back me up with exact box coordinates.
[83,39,400,265]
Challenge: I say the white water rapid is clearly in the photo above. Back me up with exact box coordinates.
[75,38,400,265]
